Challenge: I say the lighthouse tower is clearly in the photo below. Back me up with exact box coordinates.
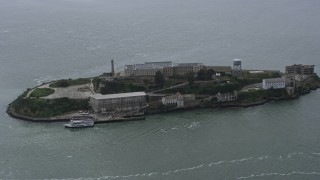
[111,59,115,75]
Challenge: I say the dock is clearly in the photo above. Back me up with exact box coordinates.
[95,116,145,124]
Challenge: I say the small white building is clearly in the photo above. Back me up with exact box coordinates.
[161,94,184,107]
[161,93,195,108]
[262,78,286,90]
[216,91,238,102]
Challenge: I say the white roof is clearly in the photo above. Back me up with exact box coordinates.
[125,62,203,70]
[91,92,146,100]
[263,78,285,83]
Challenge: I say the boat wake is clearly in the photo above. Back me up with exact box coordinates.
[41,151,320,180]
[236,171,320,179]
[160,121,201,133]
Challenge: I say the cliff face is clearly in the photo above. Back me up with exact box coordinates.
[9,96,88,118]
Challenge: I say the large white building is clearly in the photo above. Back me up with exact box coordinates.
[89,92,147,113]
[262,78,286,90]
[124,62,203,77]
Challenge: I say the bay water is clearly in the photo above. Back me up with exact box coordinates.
[1,0,320,179]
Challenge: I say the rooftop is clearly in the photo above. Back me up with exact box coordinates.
[206,66,232,72]
[91,92,146,100]
[125,62,204,70]
[263,78,285,83]
[177,63,203,66]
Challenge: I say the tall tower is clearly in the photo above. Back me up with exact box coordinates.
[233,58,242,76]
[111,59,115,75]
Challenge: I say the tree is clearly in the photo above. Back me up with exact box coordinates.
[206,69,216,80]
[197,69,207,80]
[186,72,195,86]
[155,71,165,87]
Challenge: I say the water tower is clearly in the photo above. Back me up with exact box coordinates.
[233,58,242,76]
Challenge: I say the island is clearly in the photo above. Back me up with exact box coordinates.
[7,60,320,123]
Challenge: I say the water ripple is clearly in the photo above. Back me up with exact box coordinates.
[38,151,320,180]
[236,171,320,179]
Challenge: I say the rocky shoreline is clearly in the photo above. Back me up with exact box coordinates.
[7,68,320,123]
[7,86,319,123]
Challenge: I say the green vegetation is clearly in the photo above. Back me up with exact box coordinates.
[92,78,101,92]
[197,69,216,80]
[8,69,320,121]
[305,75,320,89]
[49,78,90,88]
[162,79,184,88]
[30,88,55,98]
[21,88,31,98]
[313,75,320,82]
[243,71,281,79]
[186,72,195,86]
[159,82,241,95]
[236,72,282,85]
[235,88,290,104]
[11,96,88,118]
[236,90,267,103]
[100,81,147,94]
[155,71,165,87]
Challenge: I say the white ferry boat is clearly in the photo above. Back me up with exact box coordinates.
[64,116,95,128]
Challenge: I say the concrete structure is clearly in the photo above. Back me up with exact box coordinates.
[124,62,203,77]
[174,63,204,76]
[103,72,115,82]
[262,78,286,90]
[89,92,147,113]
[162,93,184,107]
[125,62,173,77]
[216,91,238,102]
[285,64,315,75]
[301,65,315,75]
[286,87,295,96]
[161,93,195,107]
[111,59,115,75]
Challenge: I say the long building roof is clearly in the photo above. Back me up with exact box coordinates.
[91,92,146,100]
[263,78,285,83]
[125,62,203,70]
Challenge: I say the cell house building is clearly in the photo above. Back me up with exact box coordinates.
[89,92,147,113]
[124,61,204,77]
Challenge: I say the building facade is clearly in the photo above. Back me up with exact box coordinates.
[262,78,286,90]
[161,93,195,107]
[216,91,238,102]
[124,62,204,77]
[89,92,147,113]
[285,64,315,75]
[161,94,184,107]
[174,63,204,76]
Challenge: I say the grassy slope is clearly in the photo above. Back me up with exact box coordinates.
[11,97,88,118]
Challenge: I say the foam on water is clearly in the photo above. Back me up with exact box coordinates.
[185,121,200,129]
[39,152,320,180]
[236,171,320,179]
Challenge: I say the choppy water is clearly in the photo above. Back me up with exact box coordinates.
[1,0,320,179]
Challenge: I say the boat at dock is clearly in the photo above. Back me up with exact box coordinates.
[64,116,95,128]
